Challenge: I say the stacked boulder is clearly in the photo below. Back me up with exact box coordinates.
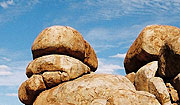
[124,25,180,105]
[18,26,98,104]
[18,25,161,105]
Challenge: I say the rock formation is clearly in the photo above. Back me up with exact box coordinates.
[18,25,180,105]
[125,25,180,105]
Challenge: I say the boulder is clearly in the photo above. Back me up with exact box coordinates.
[124,25,180,74]
[125,72,135,84]
[148,77,171,105]
[84,40,98,71]
[18,75,46,105]
[158,36,180,78]
[31,26,98,71]
[26,54,90,78]
[32,26,85,61]
[166,83,179,103]
[134,61,158,91]
[34,74,160,105]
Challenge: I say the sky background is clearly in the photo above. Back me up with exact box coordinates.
[0,0,180,105]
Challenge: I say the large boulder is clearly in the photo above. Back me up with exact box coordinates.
[33,74,160,105]
[148,77,171,105]
[26,54,90,78]
[158,36,180,78]
[32,26,85,61]
[31,26,98,71]
[134,61,158,91]
[124,25,180,74]
[18,75,46,105]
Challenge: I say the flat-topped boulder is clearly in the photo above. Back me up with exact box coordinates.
[124,25,180,74]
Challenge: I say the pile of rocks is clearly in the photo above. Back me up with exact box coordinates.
[18,26,98,104]
[18,25,180,105]
[125,25,180,105]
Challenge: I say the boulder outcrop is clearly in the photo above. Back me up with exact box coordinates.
[34,74,160,105]
[124,25,180,74]
[18,25,180,105]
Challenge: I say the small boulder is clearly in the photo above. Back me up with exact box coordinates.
[148,77,171,105]
[125,72,135,84]
[171,73,180,96]
[166,83,179,103]
[134,61,158,91]
[18,75,46,105]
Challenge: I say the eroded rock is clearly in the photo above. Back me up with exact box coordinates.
[34,74,160,105]
[32,26,85,61]
[148,77,171,105]
[158,36,180,78]
[125,72,135,84]
[134,61,158,91]
[124,25,180,74]
[166,83,179,103]
[18,75,46,105]
[26,54,90,78]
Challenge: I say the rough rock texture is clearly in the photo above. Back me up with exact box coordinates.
[32,26,85,61]
[42,71,61,88]
[134,61,158,91]
[124,25,180,74]
[148,77,171,105]
[34,74,160,105]
[26,54,90,78]
[125,72,135,84]
[166,83,179,103]
[171,73,180,96]
[31,26,98,71]
[158,36,180,78]
[18,75,46,105]
[84,40,98,71]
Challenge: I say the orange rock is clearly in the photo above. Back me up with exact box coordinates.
[32,26,85,61]
[124,25,180,74]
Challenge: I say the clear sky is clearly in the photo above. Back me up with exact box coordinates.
[0,0,180,105]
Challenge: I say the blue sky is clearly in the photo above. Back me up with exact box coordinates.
[0,0,180,105]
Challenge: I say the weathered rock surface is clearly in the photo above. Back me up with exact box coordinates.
[124,25,180,74]
[171,73,180,96]
[31,26,98,71]
[42,71,61,88]
[158,36,180,78]
[134,61,158,91]
[34,74,160,105]
[148,77,171,105]
[125,72,135,84]
[84,40,98,71]
[32,26,85,61]
[18,75,46,105]
[26,54,90,78]
[166,83,179,103]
